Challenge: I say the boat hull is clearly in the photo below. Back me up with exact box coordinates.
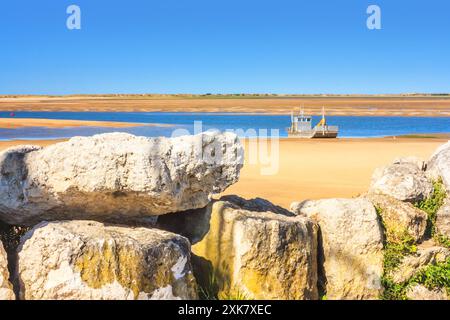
[287,129,338,139]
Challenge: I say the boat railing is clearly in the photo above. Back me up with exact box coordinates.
[314,125,339,132]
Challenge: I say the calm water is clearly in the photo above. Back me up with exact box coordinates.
[0,111,449,140]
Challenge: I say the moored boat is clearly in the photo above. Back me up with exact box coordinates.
[287,107,338,138]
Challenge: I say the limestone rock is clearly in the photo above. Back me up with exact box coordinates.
[189,196,318,300]
[427,141,450,193]
[16,220,198,300]
[156,195,295,244]
[369,159,432,203]
[0,132,243,225]
[0,240,14,300]
[390,245,450,284]
[406,284,448,300]
[291,198,384,300]
[364,194,427,242]
[392,156,427,171]
[436,199,450,238]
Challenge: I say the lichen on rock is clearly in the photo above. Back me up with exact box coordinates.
[181,196,319,300]
[16,220,198,300]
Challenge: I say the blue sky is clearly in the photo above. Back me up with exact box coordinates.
[0,0,449,94]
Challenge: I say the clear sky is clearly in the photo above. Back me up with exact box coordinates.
[1,0,449,95]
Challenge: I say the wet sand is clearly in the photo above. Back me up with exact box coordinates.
[1,96,450,116]
[0,118,168,129]
[0,136,446,209]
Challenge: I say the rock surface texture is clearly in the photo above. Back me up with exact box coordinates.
[0,240,14,300]
[16,220,198,300]
[369,159,433,203]
[191,197,318,300]
[365,194,427,242]
[426,141,450,193]
[390,245,450,284]
[406,284,448,300]
[436,199,450,238]
[291,198,384,300]
[0,132,243,225]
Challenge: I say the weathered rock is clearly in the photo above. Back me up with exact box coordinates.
[436,199,450,238]
[406,284,448,300]
[0,132,243,225]
[291,198,384,300]
[393,156,427,171]
[16,220,198,300]
[0,240,14,300]
[390,245,450,283]
[188,196,318,300]
[364,194,427,242]
[156,195,295,244]
[427,141,450,193]
[369,159,433,203]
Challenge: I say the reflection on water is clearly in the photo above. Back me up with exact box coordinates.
[0,111,449,140]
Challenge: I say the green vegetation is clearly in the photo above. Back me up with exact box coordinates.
[380,181,449,299]
[380,228,417,300]
[410,258,450,295]
[381,258,450,300]
[383,231,417,272]
[415,180,446,233]
[399,134,439,139]
[435,234,450,249]
[197,269,219,300]
[196,268,253,300]
[380,278,408,300]
[415,180,447,240]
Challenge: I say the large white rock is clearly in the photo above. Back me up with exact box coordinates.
[0,132,243,225]
[427,141,450,193]
[16,220,198,300]
[369,158,433,203]
[0,240,15,300]
[291,198,384,300]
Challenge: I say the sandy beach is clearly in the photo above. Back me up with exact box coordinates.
[222,137,448,207]
[0,118,167,129]
[1,136,446,209]
[1,95,450,116]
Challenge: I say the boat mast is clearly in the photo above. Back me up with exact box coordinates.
[322,106,325,134]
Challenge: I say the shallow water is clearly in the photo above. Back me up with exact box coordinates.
[0,111,449,140]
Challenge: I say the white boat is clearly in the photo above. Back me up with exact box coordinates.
[287,107,338,138]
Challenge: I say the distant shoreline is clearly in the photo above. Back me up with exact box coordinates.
[1,96,450,117]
